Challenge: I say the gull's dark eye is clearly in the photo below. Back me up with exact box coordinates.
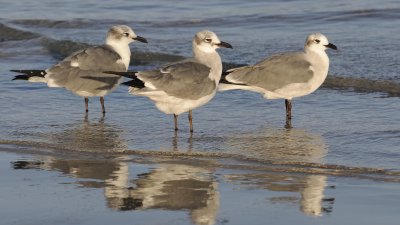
[315,39,320,44]
[124,32,129,37]
[205,38,212,43]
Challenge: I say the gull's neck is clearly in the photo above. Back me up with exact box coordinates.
[305,46,329,71]
[106,38,131,70]
[304,46,330,90]
[193,44,222,82]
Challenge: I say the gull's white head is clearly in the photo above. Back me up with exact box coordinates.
[106,25,147,45]
[193,30,232,53]
[105,25,147,70]
[305,33,337,52]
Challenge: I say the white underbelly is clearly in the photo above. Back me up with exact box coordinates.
[75,90,109,97]
[132,89,216,115]
[265,83,313,100]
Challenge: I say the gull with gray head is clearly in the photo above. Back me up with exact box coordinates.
[11,25,147,114]
[219,33,337,128]
[106,30,232,132]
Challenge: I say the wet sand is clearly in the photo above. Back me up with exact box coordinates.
[1,147,399,225]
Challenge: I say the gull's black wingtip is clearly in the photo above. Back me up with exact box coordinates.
[10,70,46,81]
[220,70,233,84]
[103,71,138,79]
[222,70,231,76]
[122,80,135,86]
[122,79,145,88]
[12,75,29,81]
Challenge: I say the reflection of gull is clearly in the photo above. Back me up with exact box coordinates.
[103,158,141,210]
[38,156,143,211]
[130,164,219,225]
[224,128,332,216]
[32,118,126,179]
[171,132,194,152]
[226,128,327,163]
[300,175,328,216]
[45,158,120,184]
[10,121,219,221]
[15,154,141,210]
[11,25,147,114]
[49,117,126,152]
[13,154,219,224]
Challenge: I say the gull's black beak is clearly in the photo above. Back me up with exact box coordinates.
[216,41,233,49]
[133,36,148,43]
[324,43,337,50]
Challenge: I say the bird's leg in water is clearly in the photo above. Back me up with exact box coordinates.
[285,99,292,129]
[100,97,105,114]
[84,97,89,113]
[188,110,193,133]
[174,114,179,131]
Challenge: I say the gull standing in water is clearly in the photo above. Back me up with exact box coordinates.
[11,25,147,114]
[106,30,232,132]
[219,33,337,128]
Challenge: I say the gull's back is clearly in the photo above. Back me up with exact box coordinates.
[132,59,215,100]
[45,45,126,96]
[226,52,314,92]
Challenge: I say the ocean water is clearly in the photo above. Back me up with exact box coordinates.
[0,0,400,224]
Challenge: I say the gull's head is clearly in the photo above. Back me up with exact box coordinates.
[305,33,337,52]
[193,30,232,53]
[106,25,147,45]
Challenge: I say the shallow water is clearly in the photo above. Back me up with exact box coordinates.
[0,0,400,224]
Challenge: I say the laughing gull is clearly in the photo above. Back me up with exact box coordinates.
[106,30,232,132]
[11,25,147,114]
[219,33,337,128]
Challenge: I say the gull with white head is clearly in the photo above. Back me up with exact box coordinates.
[107,30,232,132]
[11,25,147,114]
[219,33,337,128]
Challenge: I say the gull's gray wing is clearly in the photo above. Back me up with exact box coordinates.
[45,45,126,92]
[58,69,122,95]
[54,45,126,71]
[226,52,313,91]
[137,61,215,100]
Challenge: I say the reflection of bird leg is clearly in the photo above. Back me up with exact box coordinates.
[188,133,193,152]
[174,114,179,131]
[84,112,89,123]
[188,110,193,133]
[84,97,89,113]
[285,99,292,129]
[172,131,178,151]
[285,99,292,120]
[100,96,106,114]
[99,114,105,123]
[285,119,292,129]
